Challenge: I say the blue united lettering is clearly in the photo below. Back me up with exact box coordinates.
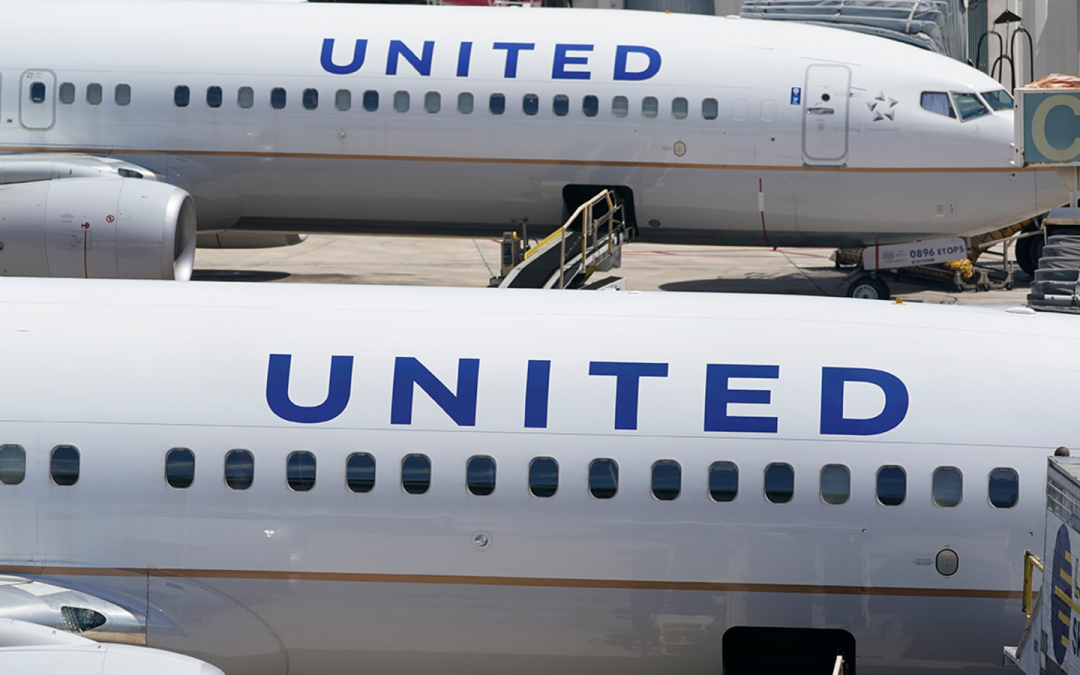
[265,354,909,436]
[320,39,662,81]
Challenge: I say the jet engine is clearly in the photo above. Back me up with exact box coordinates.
[0,619,222,675]
[0,178,196,280]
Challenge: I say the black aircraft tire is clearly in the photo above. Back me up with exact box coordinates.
[847,276,890,300]
[1016,235,1039,276]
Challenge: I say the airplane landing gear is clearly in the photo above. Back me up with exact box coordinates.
[847,275,890,300]
[1015,221,1044,277]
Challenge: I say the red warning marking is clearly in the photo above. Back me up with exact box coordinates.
[106,215,115,223]
[80,222,90,230]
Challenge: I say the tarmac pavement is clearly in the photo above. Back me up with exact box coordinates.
[193,235,1032,306]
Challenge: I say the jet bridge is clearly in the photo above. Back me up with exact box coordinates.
[1015,79,1080,312]
[490,189,630,290]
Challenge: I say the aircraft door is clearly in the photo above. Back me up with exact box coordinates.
[20,70,55,130]
[802,65,850,166]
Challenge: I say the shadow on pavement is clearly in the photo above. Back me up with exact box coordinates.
[660,273,847,296]
[191,270,291,282]
[660,268,1032,297]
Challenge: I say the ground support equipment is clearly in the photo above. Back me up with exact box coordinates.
[490,189,630,290]
[833,222,1031,299]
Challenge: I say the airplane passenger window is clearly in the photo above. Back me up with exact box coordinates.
[732,98,749,121]
[86,83,103,106]
[394,91,410,113]
[760,99,777,122]
[237,87,254,109]
[466,455,496,496]
[988,467,1018,508]
[0,445,26,485]
[981,90,1013,111]
[651,460,681,501]
[29,82,45,104]
[671,97,688,120]
[50,445,80,487]
[702,98,718,120]
[303,88,319,111]
[457,92,474,114]
[173,85,188,108]
[59,83,75,105]
[346,453,375,493]
[612,96,628,118]
[709,461,738,502]
[932,466,962,507]
[529,457,558,498]
[523,94,539,116]
[589,458,618,499]
[424,91,440,114]
[820,464,850,505]
[489,93,506,115]
[271,87,287,110]
[876,466,906,506]
[363,90,379,112]
[951,92,990,121]
[919,92,955,118]
[224,449,254,490]
[335,89,351,111]
[165,448,195,489]
[206,86,222,108]
[553,94,569,117]
[764,463,793,504]
[115,84,131,106]
[642,96,658,119]
[401,454,430,494]
[582,95,598,117]
[287,451,316,492]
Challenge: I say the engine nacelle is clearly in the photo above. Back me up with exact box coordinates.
[0,619,223,675]
[0,178,196,280]
[0,644,223,675]
[196,232,307,249]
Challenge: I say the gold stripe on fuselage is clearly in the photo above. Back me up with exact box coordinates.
[0,564,1022,599]
[0,146,1042,174]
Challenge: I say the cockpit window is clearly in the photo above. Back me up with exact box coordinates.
[981,90,1013,111]
[920,92,955,118]
[951,92,990,121]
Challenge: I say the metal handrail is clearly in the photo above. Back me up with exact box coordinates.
[524,189,614,260]
[524,189,621,289]
[1023,549,1043,617]
[831,654,844,675]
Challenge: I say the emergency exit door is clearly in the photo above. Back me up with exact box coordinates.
[20,70,55,130]
[802,64,851,166]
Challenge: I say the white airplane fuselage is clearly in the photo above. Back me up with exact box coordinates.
[0,0,1068,248]
[0,278,1074,674]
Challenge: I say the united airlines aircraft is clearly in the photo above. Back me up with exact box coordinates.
[0,0,1069,279]
[0,278,1071,674]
